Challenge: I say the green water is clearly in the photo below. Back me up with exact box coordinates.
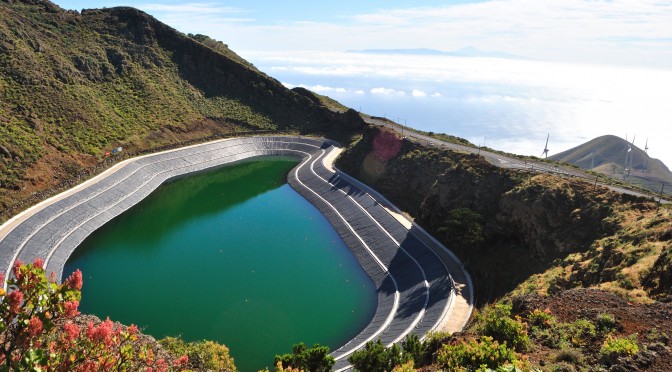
[63,157,376,371]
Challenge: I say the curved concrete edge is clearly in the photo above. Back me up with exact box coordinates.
[328,154,474,335]
[0,135,470,371]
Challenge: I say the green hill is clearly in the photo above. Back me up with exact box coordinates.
[550,135,672,196]
[0,0,363,217]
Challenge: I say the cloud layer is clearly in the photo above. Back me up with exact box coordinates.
[132,0,672,69]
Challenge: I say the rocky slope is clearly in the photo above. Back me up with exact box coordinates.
[337,127,672,305]
[0,0,363,220]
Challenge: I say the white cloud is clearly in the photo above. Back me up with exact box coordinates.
[371,87,406,96]
[281,82,349,94]
[139,3,246,15]
[432,92,442,97]
[412,89,427,97]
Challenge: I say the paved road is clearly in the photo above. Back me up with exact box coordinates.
[0,136,473,371]
[368,117,669,204]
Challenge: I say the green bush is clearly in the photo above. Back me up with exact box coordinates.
[159,337,237,371]
[437,208,485,248]
[595,313,619,335]
[274,343,334,372]
[348,340,404,372]
[475,304,530,351]
[401,333,425,365]
[436,336,518,370]
[554,348,583,364]
[527,308,556,329]
[567,319,597,347]
[599,335,639,365]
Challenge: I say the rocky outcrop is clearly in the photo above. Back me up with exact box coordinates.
[337,127,619,262]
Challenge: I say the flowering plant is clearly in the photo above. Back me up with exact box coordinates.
[0,259,188,371]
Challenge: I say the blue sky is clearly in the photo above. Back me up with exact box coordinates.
[51,1,672,165]
[53,0,672,69]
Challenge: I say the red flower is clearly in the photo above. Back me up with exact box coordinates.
[128,324,138,335]
[86,318,114,346]
[7,290,23,313]
[64,321,80,342]
[154,359,168,372]
[33,258,44,269]
[63,300,80,318]
[27,316,43,337]
[12,259,23,280]
[66,269,83,290]
[173,355,189,367]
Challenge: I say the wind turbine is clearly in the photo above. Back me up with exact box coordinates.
[541,134,549,158]
[643,138,649,172]
[590,146,598,169]
[624,135,635,179]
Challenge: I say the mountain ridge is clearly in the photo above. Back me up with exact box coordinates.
[0,0,363,215]
[550,134,672,196]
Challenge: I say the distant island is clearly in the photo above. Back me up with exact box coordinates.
[346,46,526,60]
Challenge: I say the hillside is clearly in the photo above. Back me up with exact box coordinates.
[337,127,672,370]
[550,135,672,196]
[0,0,363,220]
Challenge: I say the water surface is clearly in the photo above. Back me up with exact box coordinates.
[64,157,376,371]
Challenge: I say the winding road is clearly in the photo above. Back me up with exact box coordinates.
[0,136,472,371]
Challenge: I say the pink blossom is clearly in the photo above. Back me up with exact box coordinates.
[0,273,4,284]
[7,290,23,313]
[27,317,43,337]
[64,321,80,342]
[154,359,168,372]
[63,300,80,318]
[86,318,114,346]
[33,258,44,269]
[66,269,83,290]
[128,324,138,335]
[173,355,189,367]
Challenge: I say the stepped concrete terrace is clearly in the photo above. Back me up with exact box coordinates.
[0,136,472,370]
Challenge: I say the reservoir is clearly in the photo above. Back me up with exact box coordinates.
[63,157,377,371]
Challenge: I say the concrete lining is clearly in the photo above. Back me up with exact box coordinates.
[0,136,473,370]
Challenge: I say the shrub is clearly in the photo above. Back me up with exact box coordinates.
[159,337,236,371]
[0,259,189,371]
[421,331,452,362]
[401,333,425,365]
[527,308,555,329]
[436,336,518,370]
[595,313,619,335]
[274,342,334,372]
[599,335,639,365]
[437,208,485,248]
[475,304,530,351]
[348,340,403,372]
[554,348,583,364]
[391,360,415,372]
[567,319,597,347]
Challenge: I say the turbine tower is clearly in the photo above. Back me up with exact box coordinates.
[541,134,549,158]
[590,146,597,169]
[643,138,649,172]
[624,135,635,179]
